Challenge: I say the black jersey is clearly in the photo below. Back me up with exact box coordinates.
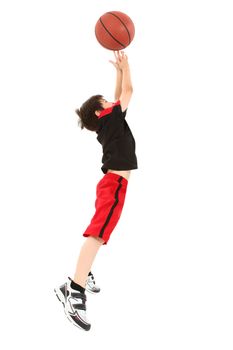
[96,101,138,174]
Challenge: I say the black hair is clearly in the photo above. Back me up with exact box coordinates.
[75,95,104,131]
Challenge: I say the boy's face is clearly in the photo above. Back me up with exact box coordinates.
[100,98,114,109]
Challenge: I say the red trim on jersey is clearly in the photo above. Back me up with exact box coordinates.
[98,100,121,119]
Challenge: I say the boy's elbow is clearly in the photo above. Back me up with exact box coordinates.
[124,86,133,94]
[128,86,133,93]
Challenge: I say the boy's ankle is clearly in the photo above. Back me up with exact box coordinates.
[69,277,85,294]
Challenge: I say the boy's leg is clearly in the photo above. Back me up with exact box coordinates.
[73,236,104,288]
[55,174,127,329]
[54,236,103,331]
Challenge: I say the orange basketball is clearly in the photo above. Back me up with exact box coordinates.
[95,11,135,50]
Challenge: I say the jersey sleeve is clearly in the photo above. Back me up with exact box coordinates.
[112,103,127,119]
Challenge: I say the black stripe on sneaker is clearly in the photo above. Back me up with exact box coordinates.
[71,292,86,301]
[99,176,123,239]
[73,303,86,311]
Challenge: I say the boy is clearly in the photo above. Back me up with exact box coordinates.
[54,51,138,331]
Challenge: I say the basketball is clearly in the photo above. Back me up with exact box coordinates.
[95,11,135,50]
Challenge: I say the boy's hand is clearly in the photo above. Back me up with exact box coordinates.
[109,51,129,71]
[109,51,121,70]
[117,51,129,71]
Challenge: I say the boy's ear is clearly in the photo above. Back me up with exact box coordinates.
[95,110,100,116]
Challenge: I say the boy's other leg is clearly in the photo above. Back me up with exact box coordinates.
[73,236,104,288]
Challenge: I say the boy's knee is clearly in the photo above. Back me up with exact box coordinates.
[95,237,105,244]
[91,236,105,244]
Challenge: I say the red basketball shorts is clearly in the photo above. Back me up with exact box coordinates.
[83,173,128,244]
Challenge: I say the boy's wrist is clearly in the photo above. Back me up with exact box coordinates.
[121,65,130,72]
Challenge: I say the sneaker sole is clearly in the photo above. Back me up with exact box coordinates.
[54,288,91,331]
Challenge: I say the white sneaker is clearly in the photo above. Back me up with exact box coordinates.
[54,277,91,331]
[86,272,101,294]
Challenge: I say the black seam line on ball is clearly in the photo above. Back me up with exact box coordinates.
[99,17,126,48]
[107,12,131,45]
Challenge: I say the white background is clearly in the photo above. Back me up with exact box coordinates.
[0,0,232,349]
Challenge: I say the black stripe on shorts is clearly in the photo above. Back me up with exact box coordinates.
[99,176,123,238]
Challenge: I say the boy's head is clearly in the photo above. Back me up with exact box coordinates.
[76,95,113,132]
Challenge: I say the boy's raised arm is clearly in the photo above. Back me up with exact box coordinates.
[109,51,122,101]
[110,51,133,111]
[118,52,133,112]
